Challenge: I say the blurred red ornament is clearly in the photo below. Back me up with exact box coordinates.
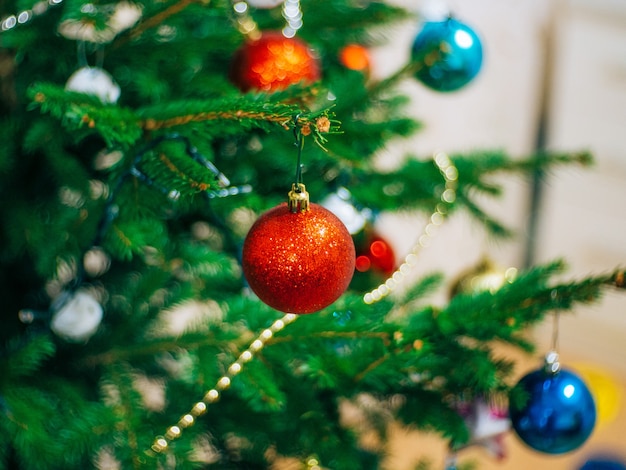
[355,233,395,276]
[242,185,355,314]
[338,44,370,74]
[230,31,321,92]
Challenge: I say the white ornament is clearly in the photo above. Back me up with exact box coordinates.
[50,291,103,342]
[469,401,510,440]
[65,66,121,104]
[320,188,368,235]
[463,400,510,460]
[246,0,285,8]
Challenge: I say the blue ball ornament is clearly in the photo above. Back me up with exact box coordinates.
[579,456,626,470]
[411,17,483,92]
[509,367,596,454]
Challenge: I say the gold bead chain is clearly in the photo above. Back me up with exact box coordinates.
[150,313,298,454]
[363,152,457,304]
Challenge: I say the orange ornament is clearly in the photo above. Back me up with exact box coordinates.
[230,32,321,92]
[339,44,370,74]
[242,184,355,314]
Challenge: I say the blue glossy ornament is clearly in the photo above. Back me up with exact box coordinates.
[509,367,596,454]
[579,456,626,470]
[411,17,483,92]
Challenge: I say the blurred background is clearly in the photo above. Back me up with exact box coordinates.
[369,0,626,468]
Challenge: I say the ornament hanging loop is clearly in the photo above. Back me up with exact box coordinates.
[288,183,309,212]
[288,115,309,212]
[545,293,561,374]
[544,350,561,375]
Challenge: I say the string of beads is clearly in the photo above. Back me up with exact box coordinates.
[1,0,63,32]
[150,313,298,453]
[363,151,458,304]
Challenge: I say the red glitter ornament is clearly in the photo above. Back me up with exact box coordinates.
[230,31,321,92]
[355,233,396,276]
[242,184,355,314]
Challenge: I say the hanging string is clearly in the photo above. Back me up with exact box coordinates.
[541,287,562,373]
[545,302,561,374]
[287,116,309,212]
[77,41,88,67]
[550,310,560,352]
[293,116,305,188]
[71,41,106,72]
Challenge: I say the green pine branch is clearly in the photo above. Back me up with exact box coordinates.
[28,82,340,149]
[349,150,592,237]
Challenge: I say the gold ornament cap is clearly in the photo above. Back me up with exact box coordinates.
[288,183,310,213]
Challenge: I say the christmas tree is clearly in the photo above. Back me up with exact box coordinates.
[0,0,623,469]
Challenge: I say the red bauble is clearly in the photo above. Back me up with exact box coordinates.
[355,233,396,276]
[242,202,355,314]
[230,31,321,92]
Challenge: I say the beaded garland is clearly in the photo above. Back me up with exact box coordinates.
[1,0,63,32]
[150,313,298,454]
[363,151,458,304]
